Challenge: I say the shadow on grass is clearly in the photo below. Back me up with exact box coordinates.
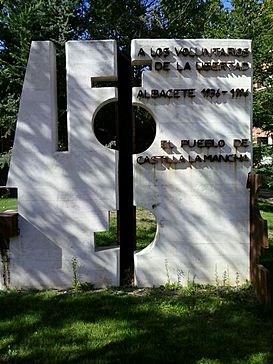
[0,287,272,364]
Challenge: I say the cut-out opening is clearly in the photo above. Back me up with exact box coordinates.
[95,211,119,249]
[132,64,152,87]
[91,79,118,88]
[0,187,17,213]
[135,206,157,251]
[94,207,157,251]
[93,102,156,153]
[56,52,68,151]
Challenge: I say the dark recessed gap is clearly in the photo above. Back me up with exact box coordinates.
[56,50,68,151]
[91,79,118,88]
[0,187,17,199]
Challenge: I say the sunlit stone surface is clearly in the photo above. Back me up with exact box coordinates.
[7,41,119,289]
[132,39,252,286]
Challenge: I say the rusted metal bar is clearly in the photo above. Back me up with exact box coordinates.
[0,211,18,289]
[117,53,135,286]
[248,173,272,305]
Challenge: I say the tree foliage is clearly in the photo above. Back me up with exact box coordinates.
[84,0,151,52]
[1,0,273,165]
[0,0,81,148]
[159,0,228,38]
[251,0,273,131]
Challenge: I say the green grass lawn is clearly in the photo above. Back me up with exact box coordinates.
[0,286,272,364]
[0,198,17,213]
[0,197,273,363]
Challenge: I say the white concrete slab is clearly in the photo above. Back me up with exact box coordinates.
[7,41,119,289]
[132,39,252,286]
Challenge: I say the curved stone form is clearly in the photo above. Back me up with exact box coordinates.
[7,41,119,289]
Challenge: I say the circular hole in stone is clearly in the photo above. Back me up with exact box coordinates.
[93,101,156,153]
[94,206,157,251]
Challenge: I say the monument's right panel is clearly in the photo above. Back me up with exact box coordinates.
[132,39,252,286]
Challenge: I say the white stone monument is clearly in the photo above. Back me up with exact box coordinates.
[5,39,252,289]
[7,41,120,288]
[132,39,252,286]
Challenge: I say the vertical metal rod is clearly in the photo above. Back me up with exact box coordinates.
[117,53,135,286]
